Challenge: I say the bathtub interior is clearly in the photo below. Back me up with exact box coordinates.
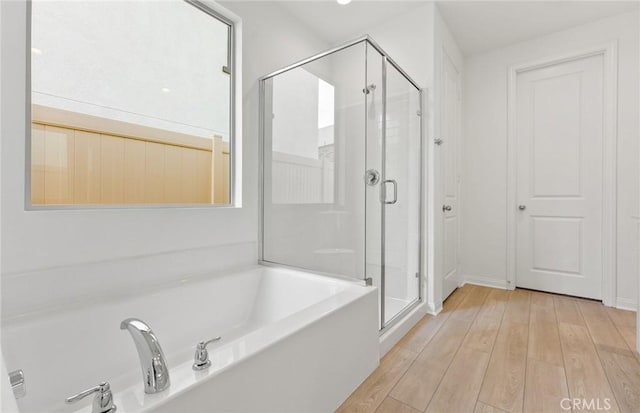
[1,266,356,413]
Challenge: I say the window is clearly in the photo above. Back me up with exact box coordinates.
[29,0,235,207]
[270,69,336,204]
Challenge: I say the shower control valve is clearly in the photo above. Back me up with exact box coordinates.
[192,336,222,371]
[65,382,116,413]
[365,169,381,186]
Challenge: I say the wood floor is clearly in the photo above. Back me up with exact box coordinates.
[337,285,640,413]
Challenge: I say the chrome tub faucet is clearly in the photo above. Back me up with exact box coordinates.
[120,318,170,394]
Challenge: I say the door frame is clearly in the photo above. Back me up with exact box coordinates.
[506,42,619,305]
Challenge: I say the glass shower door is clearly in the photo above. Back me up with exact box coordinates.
[365,45,421,328]
[382,63,421,325]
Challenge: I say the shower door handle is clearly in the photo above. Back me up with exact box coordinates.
[381,179,398,205]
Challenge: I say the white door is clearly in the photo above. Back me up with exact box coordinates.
[438,53,461,300]
[515,54,604,299]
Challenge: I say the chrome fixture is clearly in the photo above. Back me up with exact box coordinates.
[443,205,452,212]
[8,369,26,399]
[518,205,527,210]
[192,336,222,371]
[65,382,116,413]
[365,169,381,186]
[362,83,376,94]
[434,138,443,146]
[120,318,170,393]
[382,179,398,205]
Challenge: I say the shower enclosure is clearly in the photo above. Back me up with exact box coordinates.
[259,36,422,331]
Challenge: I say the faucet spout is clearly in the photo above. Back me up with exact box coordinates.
[120,318,170,394]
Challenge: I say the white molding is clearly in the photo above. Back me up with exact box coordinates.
[615,297,638,312]
[426,301,442,316]
[506,43,619,305]
[459,274,510,290]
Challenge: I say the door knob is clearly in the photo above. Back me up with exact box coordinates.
[434,138,443,146]
[518,205,527,211]
[442,205,452,212]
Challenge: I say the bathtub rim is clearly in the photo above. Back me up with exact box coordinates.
[66,268,377,413]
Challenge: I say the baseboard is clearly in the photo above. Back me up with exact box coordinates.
[460,276,637,312]
[460,274,510,290]
[426,301,442,315]
[616,297,638,312]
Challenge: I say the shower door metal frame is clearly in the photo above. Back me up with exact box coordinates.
[258,35,424,332]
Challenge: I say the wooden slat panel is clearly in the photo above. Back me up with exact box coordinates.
[180,149,200,204]
[144,141,165,203]
[44,125,75,204]
[163,144,182,203]
[74,131,102,204]
[222,143,230,203]
[31,124,46,205]
[123,139,146,204]
[100,134,124,204]
[31,122,219,205]
[212,136,230,203]
[196,150,212,204]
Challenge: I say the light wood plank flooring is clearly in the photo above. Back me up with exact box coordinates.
[337,285,640,413]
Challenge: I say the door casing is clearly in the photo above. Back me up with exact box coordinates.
[506,43,619,305]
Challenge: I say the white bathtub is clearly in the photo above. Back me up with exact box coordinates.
[1,266,379,413]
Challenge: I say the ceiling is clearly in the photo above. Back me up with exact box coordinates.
[275,1,429,44]
[229,1,638,56]
[437,1,640,56]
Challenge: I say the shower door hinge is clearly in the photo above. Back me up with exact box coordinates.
[365,277,373,286]
[416,110,422,117]
[363,84,376,95]
[415,272,420,279]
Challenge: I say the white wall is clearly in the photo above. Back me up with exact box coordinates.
[362,3,437,313]
[461,11,639,308]
[0,0,331,318]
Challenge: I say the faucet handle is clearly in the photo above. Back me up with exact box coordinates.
[192,336,222,371]
[66,382,116,413]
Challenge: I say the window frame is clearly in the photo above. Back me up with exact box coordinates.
[25,0,239,210]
